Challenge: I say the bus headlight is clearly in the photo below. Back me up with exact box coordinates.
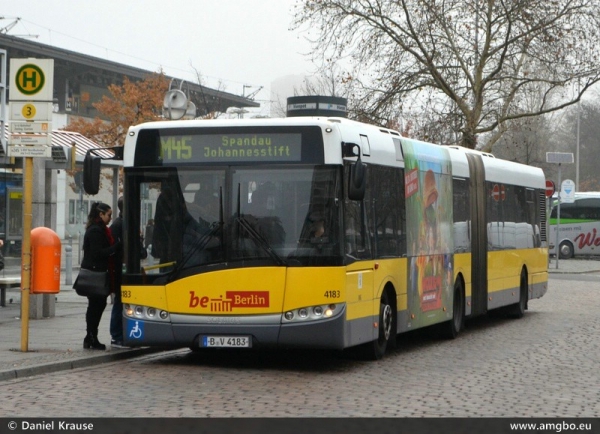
[282,303,343,323]
[124,304,170,322]
[324,304,335,317]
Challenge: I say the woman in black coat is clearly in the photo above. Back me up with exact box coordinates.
[80,202,119,350]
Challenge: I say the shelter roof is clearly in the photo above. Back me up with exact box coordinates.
[2,125,117,163]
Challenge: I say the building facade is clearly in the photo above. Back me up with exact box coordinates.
[0,33,259,258]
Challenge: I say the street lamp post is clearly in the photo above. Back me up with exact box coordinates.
[546,152,574,269]
[575,96,580,191]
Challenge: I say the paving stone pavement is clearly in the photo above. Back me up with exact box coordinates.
[0,261,166,381]
[0,257,598,382]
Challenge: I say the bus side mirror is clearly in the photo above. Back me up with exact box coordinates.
[342,142,361,157]
[343,142,366,200]
[83,152,102,195]
[348,159,366,201]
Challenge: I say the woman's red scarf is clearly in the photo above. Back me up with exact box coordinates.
[99,220,116,292]
[104,224,114,245]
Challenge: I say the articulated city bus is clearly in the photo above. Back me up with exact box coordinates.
[549,192,600,258]
[84,117,548,360]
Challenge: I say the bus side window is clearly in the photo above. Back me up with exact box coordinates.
[344,200,371,260]
[344,164,371,260]
[345,208,362,258]
[453,178,470,253]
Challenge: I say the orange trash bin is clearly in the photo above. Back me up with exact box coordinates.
[31,227,62,294]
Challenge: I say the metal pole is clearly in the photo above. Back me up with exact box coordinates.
[0,49,6,156]
[555,164,562,270]
[20,156,33,351]
[65,237,72,285]
[576,98,580,191]
[78,178,84,264]
[575,78,581,191]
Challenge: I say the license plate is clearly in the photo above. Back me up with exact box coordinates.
[201,336,252,348]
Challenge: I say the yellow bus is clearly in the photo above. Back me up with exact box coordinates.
[84,116,548,360]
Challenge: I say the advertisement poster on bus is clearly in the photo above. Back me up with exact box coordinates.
[402,138,454,328]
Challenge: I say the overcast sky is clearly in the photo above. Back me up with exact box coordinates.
[1,0,316,110]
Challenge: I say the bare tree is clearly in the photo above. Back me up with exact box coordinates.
[294,63,350,97]
[293,0,600,149]
[189,63,230,119]
[492,116,548,166]
[552,100,600,190]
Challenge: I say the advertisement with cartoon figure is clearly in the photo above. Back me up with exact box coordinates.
[403,138,454,328]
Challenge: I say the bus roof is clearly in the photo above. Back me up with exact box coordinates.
[123,117,545,189]
[551,191,600,204]
[123,117,404,167]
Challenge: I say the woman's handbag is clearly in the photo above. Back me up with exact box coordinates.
[73,268,110,297]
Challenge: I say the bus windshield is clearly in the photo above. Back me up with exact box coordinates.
[133,165,342,277]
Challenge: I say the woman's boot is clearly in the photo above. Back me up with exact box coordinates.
[83,332,106,350]
[83,333,93,349]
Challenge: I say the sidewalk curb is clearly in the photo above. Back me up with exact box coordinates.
[0,347,167,382]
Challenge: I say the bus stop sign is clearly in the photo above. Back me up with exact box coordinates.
[545,180,555,198]
[561,179,575,203]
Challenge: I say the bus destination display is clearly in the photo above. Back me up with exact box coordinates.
[160,133,302,163]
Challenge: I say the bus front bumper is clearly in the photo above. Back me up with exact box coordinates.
[123,307,346,350]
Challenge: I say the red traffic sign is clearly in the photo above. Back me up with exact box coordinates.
[492,184,500,201]
[491,184,506,202]
[545,180,555,198]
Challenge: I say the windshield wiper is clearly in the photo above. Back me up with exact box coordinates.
[166,222,222,281]
[168,188,225,280]
[235,183,286,266]
[236,215,286,266]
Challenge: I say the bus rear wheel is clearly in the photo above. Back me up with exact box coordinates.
[507,269,528,319]
[441,278,465,339]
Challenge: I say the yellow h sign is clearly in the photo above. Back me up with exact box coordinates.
[16,64,45,95]
[10,58,54,101]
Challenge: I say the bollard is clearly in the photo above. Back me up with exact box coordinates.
[78,232,83,264]
[65,242,73,285]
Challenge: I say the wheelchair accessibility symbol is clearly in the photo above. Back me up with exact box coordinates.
[127,319,143,340]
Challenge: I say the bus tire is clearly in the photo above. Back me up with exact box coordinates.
[357,290,394,360]
[559,241,574,259]
[441,278,465,339]
[507,269,528,319]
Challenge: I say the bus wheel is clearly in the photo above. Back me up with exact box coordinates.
[559,241,574,259]
[441,278,465,339]
[507,269,528,319]
[357,291,394,360]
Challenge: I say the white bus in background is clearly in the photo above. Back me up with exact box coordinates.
[549,192,600,258]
